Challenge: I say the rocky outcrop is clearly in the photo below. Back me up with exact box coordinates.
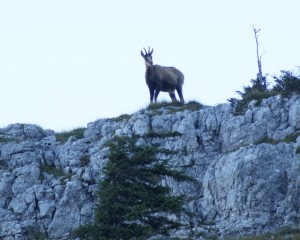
[1,95,300,239]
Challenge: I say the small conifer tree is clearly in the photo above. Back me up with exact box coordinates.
[74,136,193,239]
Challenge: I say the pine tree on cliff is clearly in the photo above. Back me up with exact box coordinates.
[74,135,193,239]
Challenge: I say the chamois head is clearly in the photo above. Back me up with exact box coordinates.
[140,47,153,67]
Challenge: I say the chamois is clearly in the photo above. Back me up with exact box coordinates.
[140,47,184,103]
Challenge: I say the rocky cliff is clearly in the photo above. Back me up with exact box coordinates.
[1,95,300,239]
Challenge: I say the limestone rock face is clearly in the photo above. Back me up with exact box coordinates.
[1,95,300,239]
[200,143,300,236]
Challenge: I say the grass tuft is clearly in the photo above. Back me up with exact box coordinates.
[284,131,300,143]
[40,165,73,183]
[228,226,300,240]
[80,156,90,166]
[143,131,183,139]
[55,127,85,143]
[146,100,203,113]
[255,131,300,146]
[255,137,279,145]
[0,160,8,169]
[0,137,15,143]
[108,114,131,122]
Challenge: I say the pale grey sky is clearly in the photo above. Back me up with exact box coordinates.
[0,0,299,131]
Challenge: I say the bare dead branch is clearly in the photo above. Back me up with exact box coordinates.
[252,25,266,90]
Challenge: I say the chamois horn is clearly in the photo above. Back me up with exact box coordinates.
[142,47,153,55]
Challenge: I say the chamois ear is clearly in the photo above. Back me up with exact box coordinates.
[141,50,145,57]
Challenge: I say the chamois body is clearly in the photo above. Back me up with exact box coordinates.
[141,48,185,103]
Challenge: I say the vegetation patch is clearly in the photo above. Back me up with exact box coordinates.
[228,226,300,240]
[0,136,15,143]
[255,137,279,145]
[0,159,8,169]
[273,70,300,97]
[55,127,85,143]
[73,136,195,239]
[25,230,47,240]
[229,69,300,115]
[255,131,300,146]
[229,88,276,116]
[146,100,202,113]
[156,148,179,155]
[40,165,72,183]
[143,131,183,139]
[80,156,90,167]
[284,131,300,143]
[146,101,181,111]
[108,114,131,122]
[179,101,203,111]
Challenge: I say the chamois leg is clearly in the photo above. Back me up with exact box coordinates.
[154,90,160,102]
[169,91,177,102]
[176,86,185,103]
[149,88,155,103]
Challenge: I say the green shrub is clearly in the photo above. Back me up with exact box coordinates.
[273,70,300,97]
[229,69,300,115]
[228,75,273,115]
[55,127,85,143]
